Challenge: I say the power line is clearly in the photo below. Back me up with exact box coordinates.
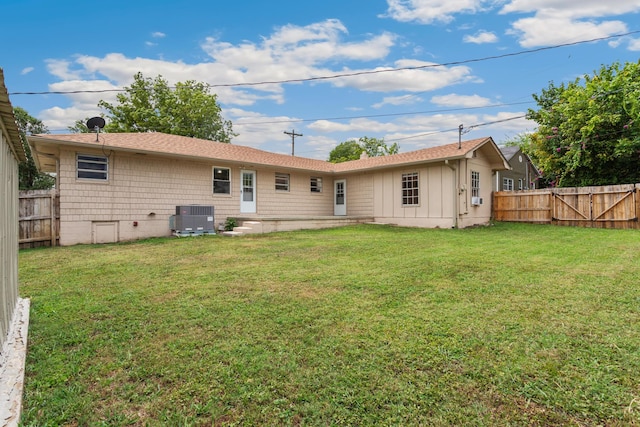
[293,114,530,156]
[235,101,534,126]
[385,114,528,143]
[9,30,639,96]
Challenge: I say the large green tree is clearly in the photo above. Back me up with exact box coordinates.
[329,136,399,163]
[98,72,235,142]
[14,107,55,190]
[522,61,640,187]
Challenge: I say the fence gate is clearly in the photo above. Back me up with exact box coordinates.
[552,185,637,226]
[19,189,59,248]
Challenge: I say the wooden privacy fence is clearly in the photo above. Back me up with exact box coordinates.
[19,189,59,248]
[493,183,640,229]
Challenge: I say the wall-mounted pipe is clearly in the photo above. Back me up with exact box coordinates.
[444,159,458,228]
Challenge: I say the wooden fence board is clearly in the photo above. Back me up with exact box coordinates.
[19,189,59,248]
[493,183,639,229]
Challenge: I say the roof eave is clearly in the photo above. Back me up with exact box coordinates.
[28,135,335,174]
[335,154,470,174]
[0,69,26,162]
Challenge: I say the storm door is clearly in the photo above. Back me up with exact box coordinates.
[240,170,256,213]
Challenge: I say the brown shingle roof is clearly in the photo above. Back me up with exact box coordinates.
[29,132,502,174]
[333,137,495,173]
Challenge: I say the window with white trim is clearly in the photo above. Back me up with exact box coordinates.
[275,173,290,191]
[213,167,231,194]
[502,177,514,191]
[310,177,323,193]
[471,171,480,198]
[402,172,419,206]
[518,179,524,190]
[77,154,108,180]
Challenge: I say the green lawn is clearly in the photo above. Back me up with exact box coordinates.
[18,222,640,426]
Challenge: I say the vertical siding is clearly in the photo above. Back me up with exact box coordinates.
[1,130,19,350]
[460,153,494,227]
[371,163,456,227]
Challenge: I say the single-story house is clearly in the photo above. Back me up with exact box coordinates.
[493,146,540,191]
[28,132,510,245]
[0,68,30,425]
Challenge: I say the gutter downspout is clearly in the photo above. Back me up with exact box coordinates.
[445,159,458,228]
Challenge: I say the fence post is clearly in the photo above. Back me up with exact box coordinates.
[50,190,55,247]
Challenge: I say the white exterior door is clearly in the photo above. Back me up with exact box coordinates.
[334,179,346,216]
[240,170,256,213]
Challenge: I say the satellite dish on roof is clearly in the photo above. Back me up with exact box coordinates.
[86,116,106,130]
[86,117,106,141]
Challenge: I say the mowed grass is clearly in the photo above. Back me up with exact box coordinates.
[18,222,640,426]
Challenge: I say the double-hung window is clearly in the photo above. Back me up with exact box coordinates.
[471,171,480,198]
[402,172,419,206]
[77,154,108,180]
[275,173,290,191]
[213,167,231,194]
[502,177,514,191]
[310,177,323,193]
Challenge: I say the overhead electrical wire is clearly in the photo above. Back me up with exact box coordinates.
[235,101,534,126]
[385,114,528,143]
[8,30,640,96]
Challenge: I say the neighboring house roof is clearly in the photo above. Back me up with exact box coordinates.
[0,69,26,162]
[499,145,541,177]
[29,132,510,174]
[499,146,521,162]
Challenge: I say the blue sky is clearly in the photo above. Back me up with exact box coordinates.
[2,0,639,159]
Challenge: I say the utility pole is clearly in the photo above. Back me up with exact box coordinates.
[458,124,463,149]
[284,129,303,156]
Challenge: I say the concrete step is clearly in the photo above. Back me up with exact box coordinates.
[237,221,263,234]
[221,230,244,237]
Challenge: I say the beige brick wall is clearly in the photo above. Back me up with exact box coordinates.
[253,170,334,216]
[341,173,374,216]
[58,148,336,244]
[56,144,498,244]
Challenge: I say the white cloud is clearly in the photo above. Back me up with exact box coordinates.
[21,67,34,75]
[332,59,480,92]
[308,118,400,134]
[46,59,83,80]
[500,0,640,19]
[40,106,103,131]
[499,0,640,47]
[463,30,498,44]
[372,94,423,108]
[151,32,166,38]
[506,16,627,47]
[628,38,640,51]
[382,0,490,24]
[39,79,119,130]
[431,93,492,107]
[40,19,479,132]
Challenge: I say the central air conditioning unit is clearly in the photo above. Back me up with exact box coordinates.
[471,197,483,206]
[171,205,215,235]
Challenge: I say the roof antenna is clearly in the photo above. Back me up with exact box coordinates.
[86,117,106,142]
